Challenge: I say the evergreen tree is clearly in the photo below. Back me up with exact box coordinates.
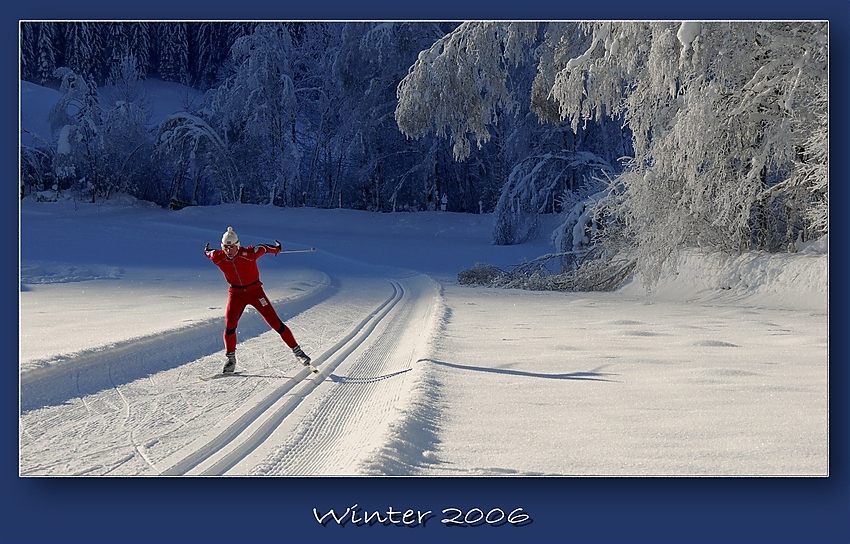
[106,22,133,80]
[193,22,229,89]
[129,22,152,77]
[36,23,59,84]
[158,22,190,85]
[20,22,37,82]
[62,22,96,82]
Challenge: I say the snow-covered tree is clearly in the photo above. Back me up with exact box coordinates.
[62,23,98,82]
[101,99,154,198]
[396,22,539,161]
[157,23,190,85]
[546,21,828,285]
[283,22,343,208]
[105,54,150,110]
[399,21,827,289]
[100,55,157,200]
[154,113,237,205]
[48,68,106,200]
[205,23,300,205]
[791,83,828,240]
[493,151,614,245]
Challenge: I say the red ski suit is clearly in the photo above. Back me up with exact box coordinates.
[205,243,298,352]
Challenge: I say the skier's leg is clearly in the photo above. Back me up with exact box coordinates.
[251,290,311,365]
[277,322,298,349]
[224,291,247,353]
[255,301,298,347]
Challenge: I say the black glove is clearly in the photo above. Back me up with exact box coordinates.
[274,240,282,250]
[205,242,210,252]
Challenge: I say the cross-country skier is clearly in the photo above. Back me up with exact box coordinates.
[204,226,312,374]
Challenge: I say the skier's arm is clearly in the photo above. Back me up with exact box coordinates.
[257,241,281,256]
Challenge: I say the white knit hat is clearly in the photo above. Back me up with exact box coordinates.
[221,226,240,247]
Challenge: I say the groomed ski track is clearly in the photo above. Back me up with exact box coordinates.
[19,270,442,476]
[168,274,436,476]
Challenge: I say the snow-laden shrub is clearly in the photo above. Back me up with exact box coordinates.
[568,249,636,291]
[457,263,504,286]
[492,152,613,245]
[457,246,635,292]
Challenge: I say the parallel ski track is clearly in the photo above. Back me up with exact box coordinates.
[242,273,428,475]
[159,279,405,476]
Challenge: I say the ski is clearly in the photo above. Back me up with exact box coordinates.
[199,366,317,381]
[199,371,245,381]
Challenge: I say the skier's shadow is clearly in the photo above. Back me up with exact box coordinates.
[418,358,618,382]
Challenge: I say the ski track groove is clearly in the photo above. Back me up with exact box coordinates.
[277,290,412,474]
[223,280,409,475]
[108,363,160,473]
[277,308,408,474]
[159,278,409,476]
[243,275,431,476]
[76,373,93,416]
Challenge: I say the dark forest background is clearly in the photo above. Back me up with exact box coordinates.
[20,21,626,217]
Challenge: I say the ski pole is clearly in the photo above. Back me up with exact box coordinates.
[278,247,316,253]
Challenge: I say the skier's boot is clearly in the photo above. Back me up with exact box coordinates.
[222,351,237,374]
[292,345,311,366]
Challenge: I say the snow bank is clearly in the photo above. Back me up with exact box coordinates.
[619,242,828,312]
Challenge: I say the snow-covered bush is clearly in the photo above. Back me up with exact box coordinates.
[492,152,613,245]
[457,248,636,292]
[20,138,57,199]
[457,263,504,286]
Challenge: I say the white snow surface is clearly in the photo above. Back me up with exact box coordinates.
[19,197,828,477]
[19,78,828,477]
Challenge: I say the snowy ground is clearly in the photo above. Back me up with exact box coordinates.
[19,197,828,477]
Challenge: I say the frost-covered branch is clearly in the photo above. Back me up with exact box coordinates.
[395,22,538,160]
